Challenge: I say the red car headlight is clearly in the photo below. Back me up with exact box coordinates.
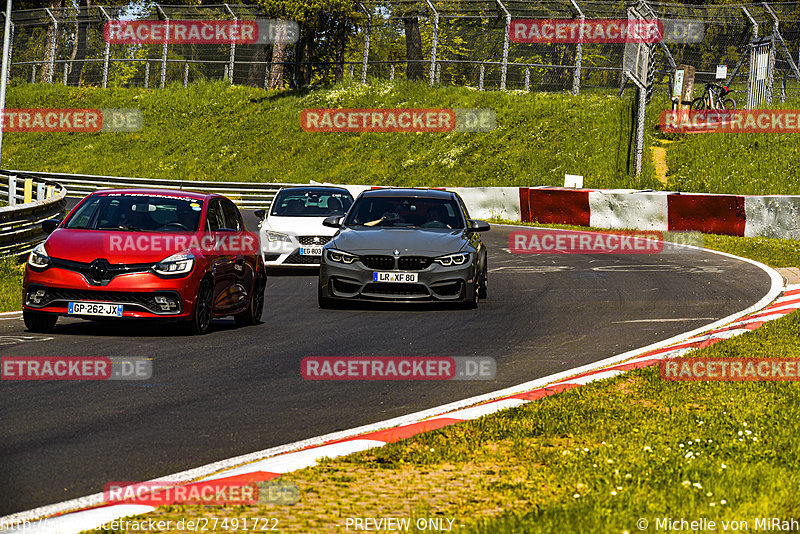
[153,251,195,276]
[28,243,51,269]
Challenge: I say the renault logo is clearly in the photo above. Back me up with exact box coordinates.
[88,259,109,283]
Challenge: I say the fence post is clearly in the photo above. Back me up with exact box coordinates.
[569,0,584,95]
[479,63,484,91]
[349,64,354,79]
[224,4,237,85]
[766,34,776,106]
[63,62,68,85]
[501,13,511,90]
[3,19,14,84]
[763,3,800,85]
[781,77,786,102]
[156,4,169,88]
[99,6,111,88]
[524,67,530,91]
[359,3,371,83]
[389,64,394,80]
[264,61,270,90]
[44,8,57,83]
[742,7,758,109]
[23,177,32,203]
[144,60,150,88]
[8,175,16,206]
[436,61,441,84]
[425,0,439,86]
[184,61,189,87]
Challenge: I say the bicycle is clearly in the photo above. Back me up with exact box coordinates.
[691,82,736,110]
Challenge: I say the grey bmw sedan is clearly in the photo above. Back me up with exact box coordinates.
[318,188,490,308]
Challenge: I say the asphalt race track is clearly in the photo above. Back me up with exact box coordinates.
[0,221,772,515]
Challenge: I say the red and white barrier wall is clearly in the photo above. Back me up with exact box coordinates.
[516,187,800,239]
[330,184,800,238]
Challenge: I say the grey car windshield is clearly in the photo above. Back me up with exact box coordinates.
[271,190,353,217]
[345,197,465,229]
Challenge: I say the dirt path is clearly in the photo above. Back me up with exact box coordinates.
[652,139,674,186]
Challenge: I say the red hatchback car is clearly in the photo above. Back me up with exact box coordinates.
[23,189,266,335]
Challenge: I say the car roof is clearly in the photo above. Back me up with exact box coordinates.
[93,188,213,200]
[359,188,454,200]
[276,186,353,195]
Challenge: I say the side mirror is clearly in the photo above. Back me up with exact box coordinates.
[467,219,490,233]
[322,215,343,228]
[41,219,61,234]
[254,209,266,220]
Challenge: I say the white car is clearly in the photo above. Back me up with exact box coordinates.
[256,186,354,268]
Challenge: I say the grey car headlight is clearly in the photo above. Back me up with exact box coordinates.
[327,249,359,264]
[434,252,470,267]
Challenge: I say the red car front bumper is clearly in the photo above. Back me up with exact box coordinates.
[23,267,202,320]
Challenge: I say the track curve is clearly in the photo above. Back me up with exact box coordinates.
[0,223,773,515]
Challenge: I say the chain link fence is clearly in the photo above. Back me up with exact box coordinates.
[2,0,800,104]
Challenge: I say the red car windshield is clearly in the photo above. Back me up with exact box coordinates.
[64,194,203,232]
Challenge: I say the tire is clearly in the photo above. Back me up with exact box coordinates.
[722,98,736,110]
[461,280,479,310]
[318,282,335,309]
[478,261,488,300]
[23,310,57,333]
[185,278,213,335]
[235,274,265,327]
[691,97,706,110]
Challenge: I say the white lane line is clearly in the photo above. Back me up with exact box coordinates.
[0,336,54,346]
[612,318,718,323]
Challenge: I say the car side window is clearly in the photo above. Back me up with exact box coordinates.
[455,196,471,224]
[206,200,225,232]
[65,196,101,229]
[222,200,242,232]
[221,200,242,231]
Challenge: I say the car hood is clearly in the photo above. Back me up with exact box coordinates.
[44,229,192,264]
[330,227,468,255]
[261,215,339,237]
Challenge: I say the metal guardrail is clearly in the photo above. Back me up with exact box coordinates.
[0,172,67,257]
[2,169,295,210]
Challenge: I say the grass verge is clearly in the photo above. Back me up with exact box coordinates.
[4,79,653,189]
[0,257,24,313]
[81,225,800,533]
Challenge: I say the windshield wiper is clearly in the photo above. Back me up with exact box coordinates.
[116,224,152,232]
